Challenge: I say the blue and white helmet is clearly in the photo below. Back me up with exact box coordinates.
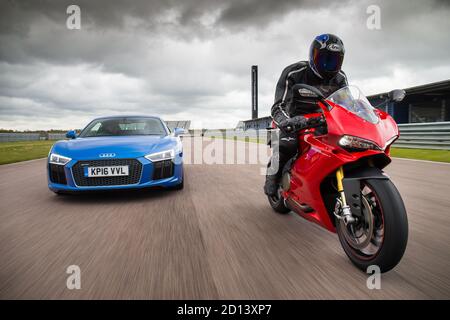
[309,34,345,80]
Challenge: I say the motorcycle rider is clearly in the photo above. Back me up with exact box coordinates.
[264,34,348,196]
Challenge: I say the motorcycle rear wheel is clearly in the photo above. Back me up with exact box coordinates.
[337,179,408,273]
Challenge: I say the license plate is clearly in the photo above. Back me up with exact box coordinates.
[84,166,129,177]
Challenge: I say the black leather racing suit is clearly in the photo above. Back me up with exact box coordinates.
[267,61,348,180]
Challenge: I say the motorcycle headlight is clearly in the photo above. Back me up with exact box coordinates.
[49,153,71,165]
[339,135,381,151]
[145,149,175,162]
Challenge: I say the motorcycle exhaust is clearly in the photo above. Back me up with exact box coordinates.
[281,172,291,192]
[286,198,314,214]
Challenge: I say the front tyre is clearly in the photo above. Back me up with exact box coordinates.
[337,179,408,273]
[172,178,184,190]
[170,169,184,190]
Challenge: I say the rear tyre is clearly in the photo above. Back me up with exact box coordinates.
[268,186,290,214]
[337,179,408,273]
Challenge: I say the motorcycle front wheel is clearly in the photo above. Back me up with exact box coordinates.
[337,178,408,273]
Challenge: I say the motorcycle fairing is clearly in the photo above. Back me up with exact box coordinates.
[283,101,398,233]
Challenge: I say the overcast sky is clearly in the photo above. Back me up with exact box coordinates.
[1,0,449,130]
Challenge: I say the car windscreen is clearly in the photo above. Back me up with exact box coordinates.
[79,118,167,137]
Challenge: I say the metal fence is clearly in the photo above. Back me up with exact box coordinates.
[0,133,42,142]
[47,133,67,140]
[396,122,450,150]
[0,132,67,142]
[165,120,191,131]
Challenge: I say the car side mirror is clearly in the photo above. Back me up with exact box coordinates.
[66,130,77,139]
[174,127,185,137]
[388,89,406,102]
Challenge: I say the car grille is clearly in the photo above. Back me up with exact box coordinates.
[49,164,67,185]
[152,160,174,180]
[72,159,142,186]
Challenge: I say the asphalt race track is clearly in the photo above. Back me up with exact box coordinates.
[0,138,449,299]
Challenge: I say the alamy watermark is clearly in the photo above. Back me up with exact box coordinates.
[367,5,381,30]
[66,5,81,30]
[179,129,278,175]
[66,265,81,290]
[366,265,381,290]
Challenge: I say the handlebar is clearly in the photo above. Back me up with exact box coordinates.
[283,115,326,134]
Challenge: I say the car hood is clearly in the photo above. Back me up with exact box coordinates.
[51,136,177,160]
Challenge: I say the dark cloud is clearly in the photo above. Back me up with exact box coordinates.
[0,0,449,129]
[0,0,328,35]
[216,0,349,30]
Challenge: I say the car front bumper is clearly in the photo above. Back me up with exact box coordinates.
[47,156,183,192]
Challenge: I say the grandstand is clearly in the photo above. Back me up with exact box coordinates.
[165,120,191,131]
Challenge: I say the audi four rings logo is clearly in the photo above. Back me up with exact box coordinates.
[99,153,116,158]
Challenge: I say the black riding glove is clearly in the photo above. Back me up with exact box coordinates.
[279,116,308,133]
[307,115,326,128]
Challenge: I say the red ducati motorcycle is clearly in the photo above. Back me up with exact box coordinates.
[268,84,408,273]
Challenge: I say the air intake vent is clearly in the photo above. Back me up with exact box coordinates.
[49,164,67,185]
[152,160,174,180]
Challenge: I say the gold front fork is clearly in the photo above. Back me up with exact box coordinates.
[335,166,355,224]
[336,166,347,206]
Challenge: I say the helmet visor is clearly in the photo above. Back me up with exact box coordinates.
[313,48,343,73]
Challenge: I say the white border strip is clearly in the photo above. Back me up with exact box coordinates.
[1,157,46,167]
[393,157,450,165]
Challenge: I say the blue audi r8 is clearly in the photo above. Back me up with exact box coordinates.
[47,116,184,194]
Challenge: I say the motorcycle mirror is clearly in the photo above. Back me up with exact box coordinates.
[292,84,325,100]
[388,89,406,102]
[298,88,318,98]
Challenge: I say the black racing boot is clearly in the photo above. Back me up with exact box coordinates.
[264,174,279,196]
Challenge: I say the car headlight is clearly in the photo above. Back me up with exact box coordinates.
[144,149,175,162]
[49,153,72,165]
[338,135,381,151]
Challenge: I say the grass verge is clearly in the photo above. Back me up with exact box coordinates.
[0,140,54,165]
[390,147,450,163]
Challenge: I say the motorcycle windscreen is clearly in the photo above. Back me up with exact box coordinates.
[327,86,379,124]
